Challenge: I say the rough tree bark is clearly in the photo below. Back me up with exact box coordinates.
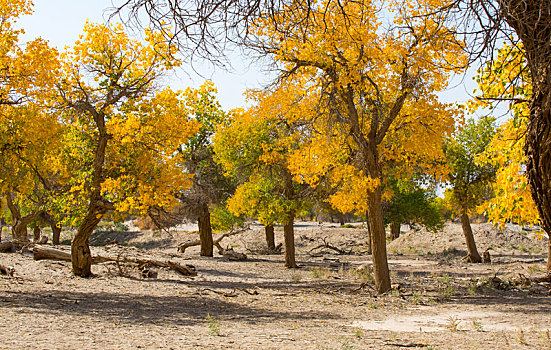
[502,0,551,273]
[283,213,296,268]
[11,220,29,244]
[460,211,482,263]
[281,170,297,268]
[524,87,551,273]
[71,107,109,277]
[72,207,102,277]
[265,224,276,251]
[390,222,400,240]
[5,193,40,244]
[366,186,391,293]
[198,205,213,257]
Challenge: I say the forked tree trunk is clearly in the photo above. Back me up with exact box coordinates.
[460,211,482,263]
[198,206,213,257]
[5,193,32,244]
[390,222,400,240]
[71,208,102,277]
[283,212,296,268]
[367,187,391,293]
[12,220,29,244]
[11,214,41,244]
[265,224,275,251]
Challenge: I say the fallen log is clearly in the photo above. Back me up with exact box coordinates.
[33,245,197,276]
[178,226,249,254]
[308,238,353,255]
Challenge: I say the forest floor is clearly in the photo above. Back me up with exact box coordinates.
[0,221,550,349]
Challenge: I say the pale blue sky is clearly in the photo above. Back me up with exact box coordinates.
[17,0,487,115]
[17,0,270,110]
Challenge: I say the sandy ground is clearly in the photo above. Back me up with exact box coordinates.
[0,222,550,349]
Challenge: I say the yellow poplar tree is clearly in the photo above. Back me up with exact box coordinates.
[215,86,315,267]
[55,22,198,276]
[0,0,63,243]
[253,0,466,292]
[473,43,539,226]
[472,43,549,271]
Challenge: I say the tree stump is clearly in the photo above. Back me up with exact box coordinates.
[482,249,491,263]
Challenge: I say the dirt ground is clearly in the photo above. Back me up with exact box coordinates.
[1,222,550,349]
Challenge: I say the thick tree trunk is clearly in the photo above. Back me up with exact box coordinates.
[198,207,213,257]
[504,0,551,273]
[283,213,296,268]
[367,187,391,293]
[548,238,551,273]
[460,212,482,263]
[524,91,551,274]
[390,222,400,240]
[265,224,275,251]
[5,193,33,244]
[12,220,29,244]
[71,208,102,277]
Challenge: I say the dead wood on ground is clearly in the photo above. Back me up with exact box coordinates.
[33,245,197,276]
[178,226,249,255]
[308,238,353,255]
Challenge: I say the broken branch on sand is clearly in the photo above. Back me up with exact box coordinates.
[308,238,353,255]
[33,245,197,276]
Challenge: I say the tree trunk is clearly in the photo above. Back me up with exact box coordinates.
[503,0,551,273]
[42,212,61,245]
[548,238,551,273]
[460,211,482,263]
[283,213,296,268]
[71,208,102,277]
[365,210,372,254]
[33,227,41,243]
[367,187,391,293]
[265,224,275,251]
[12,220,29,244]
[524,91,551,273]
[198,206,213,257]
[52,223,61,245]
[390,222,400,240]
[5,193,30,244]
